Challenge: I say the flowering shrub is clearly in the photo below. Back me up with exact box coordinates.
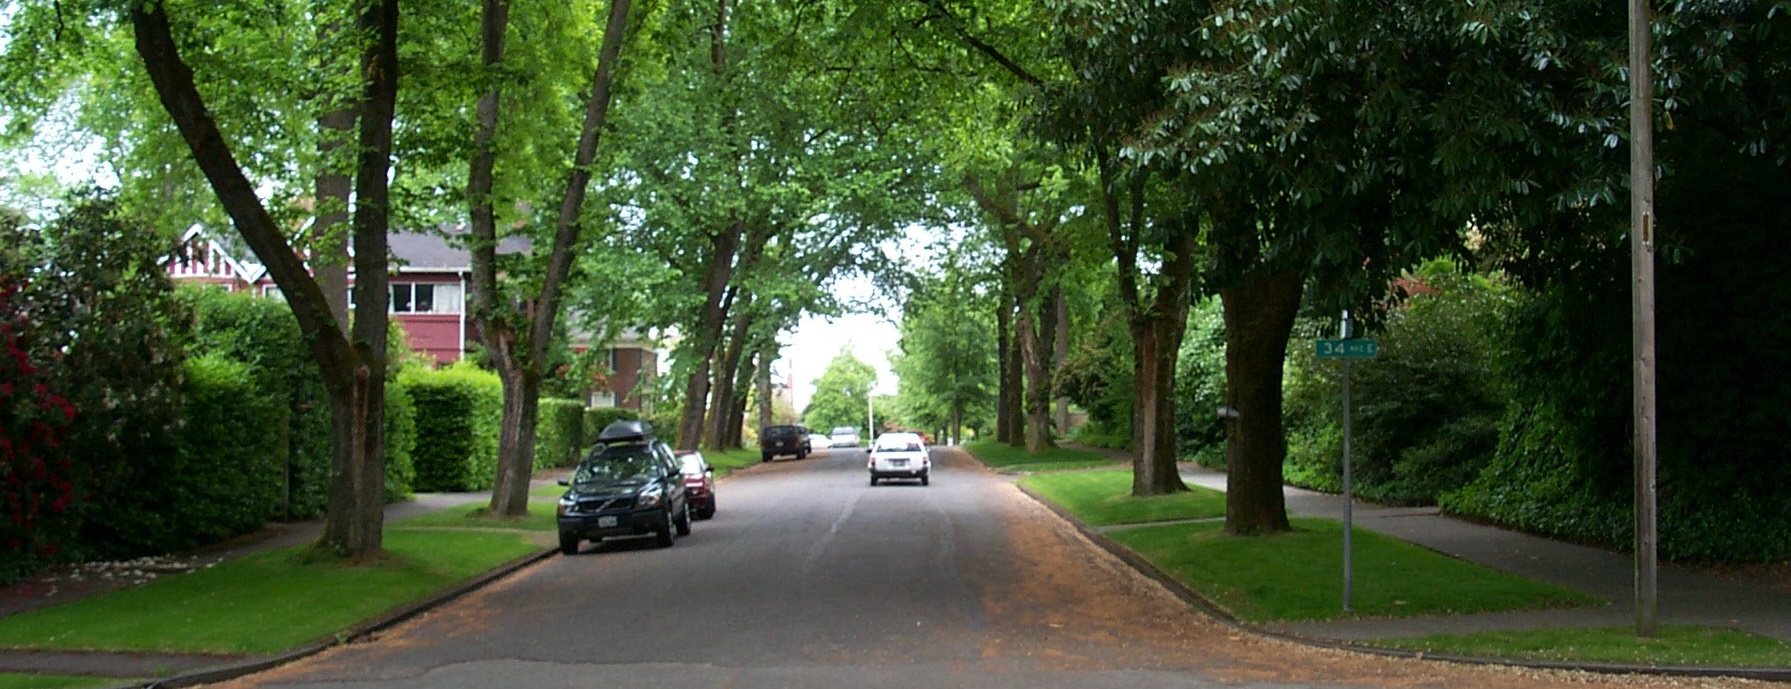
[0,277,76,584]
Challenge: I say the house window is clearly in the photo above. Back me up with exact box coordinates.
[261,285,284,301]
[390,283,463,314]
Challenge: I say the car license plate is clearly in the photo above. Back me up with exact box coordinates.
[890,459,907,467]
[598,516,618,528]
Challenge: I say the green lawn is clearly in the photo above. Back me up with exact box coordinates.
[1108,518,1601,623]
[1376,625,1791,667]
[704,447,762,475]
[0,530,541,654]
[962,440,1121,472]
[1019,470,1227,526]
[0,674,120,689]
[393,500,558,532]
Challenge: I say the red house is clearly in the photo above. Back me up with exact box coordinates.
[167,225,657,410]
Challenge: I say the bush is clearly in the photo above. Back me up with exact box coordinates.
[384,381,416,501]
[1282,263,1511,506]
[1174,297,1225,467]
[534,398,586,469]
[401,363,502,492]
[162,355,283,548]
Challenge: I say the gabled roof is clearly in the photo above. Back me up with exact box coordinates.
[390,226,532,273]
[177,224,269,284]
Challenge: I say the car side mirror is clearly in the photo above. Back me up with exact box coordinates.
[557,478,570,486]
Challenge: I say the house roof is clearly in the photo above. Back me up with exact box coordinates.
[390,226,532,273]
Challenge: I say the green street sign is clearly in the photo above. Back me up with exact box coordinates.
[1316,339,1378,359]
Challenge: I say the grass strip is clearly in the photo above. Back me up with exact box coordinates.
[962,440,1120,471]
[704,447,761,475]
[1375,626,1791,667]
[0,674,120,689]
[1020,470,1226,526]
[0,530,540,654]
[1108,518,1601,623]
[393,501,558,532]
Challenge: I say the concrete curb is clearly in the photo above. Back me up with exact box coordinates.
[98,545,560,689]
[1010,482,1791,683]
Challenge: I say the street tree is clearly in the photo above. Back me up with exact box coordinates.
[803,349,877,435]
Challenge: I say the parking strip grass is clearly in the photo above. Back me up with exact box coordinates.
[962,440,1121,472]
[393,500,559,531]
[0,529,542,654]
[0,674,118,689]
[1375,625,1791,667]
[1019,470,1226,526]
[1108,518,1600,623]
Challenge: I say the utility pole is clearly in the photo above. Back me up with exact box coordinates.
[1629,0,1659,638]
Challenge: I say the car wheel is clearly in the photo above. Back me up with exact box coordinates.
[674,501,692,536]
[921,474,930,486]
[558,533,579,556]
[697,499,716,520]
[869,475,878,486]
[655,509,676,548]
[762,452,773,463]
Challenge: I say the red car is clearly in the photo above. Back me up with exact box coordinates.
[675,451,717,520]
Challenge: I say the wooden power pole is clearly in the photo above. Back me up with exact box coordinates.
[1628,0,1659,638]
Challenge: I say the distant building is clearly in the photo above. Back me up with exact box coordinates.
[166,224,655,410]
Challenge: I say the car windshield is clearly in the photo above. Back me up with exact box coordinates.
[572,450,659,489]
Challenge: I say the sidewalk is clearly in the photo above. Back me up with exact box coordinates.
[0,480,561,682]
[1166,462,1791,644]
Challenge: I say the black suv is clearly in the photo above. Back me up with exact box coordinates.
[556,420,692,554]
[759,424,811,461]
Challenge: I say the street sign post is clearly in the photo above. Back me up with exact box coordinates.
[1318,316,1377,614]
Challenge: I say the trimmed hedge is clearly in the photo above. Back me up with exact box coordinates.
[182,286,416,516]
[164,355,284,549]
[534,398,586,469]
[401,363,502,492]
[582,407,640,448]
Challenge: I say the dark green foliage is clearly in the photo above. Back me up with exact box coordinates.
[582,407,639,451]
[401,365,501,492]
[642,410,681,447]
[1057,310,1133,448]
[1284,265,1511,506]
[4,193,189,560]
[163,355,282,548]
[533,398,586,469]
[1174,297,1226,467]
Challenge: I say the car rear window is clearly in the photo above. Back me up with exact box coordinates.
[763,425,801,439]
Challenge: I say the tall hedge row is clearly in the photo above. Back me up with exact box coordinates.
[534,398,587,469]
[404,364,503,492]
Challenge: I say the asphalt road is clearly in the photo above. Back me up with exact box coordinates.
[204,446,1658,689]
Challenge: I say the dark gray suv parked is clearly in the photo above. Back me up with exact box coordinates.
[556,421,691,554]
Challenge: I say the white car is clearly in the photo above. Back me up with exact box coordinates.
[829,426,860,448]
[807,432,834,449]
[867,432,929,486]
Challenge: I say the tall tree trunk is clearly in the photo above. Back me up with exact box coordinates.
[707,295,754,450]
[1052,287,1070,435]
[994,298,1014,444]
[1020,300,1056,453]
[1128,306,1189,495]
[754,342,776,431]
[334,0,399,556]
[1003,295,1026,447]
[1220,266,1303,535]
[483,0,633,516]
[132,0,395,559]
[676,223,743,449]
